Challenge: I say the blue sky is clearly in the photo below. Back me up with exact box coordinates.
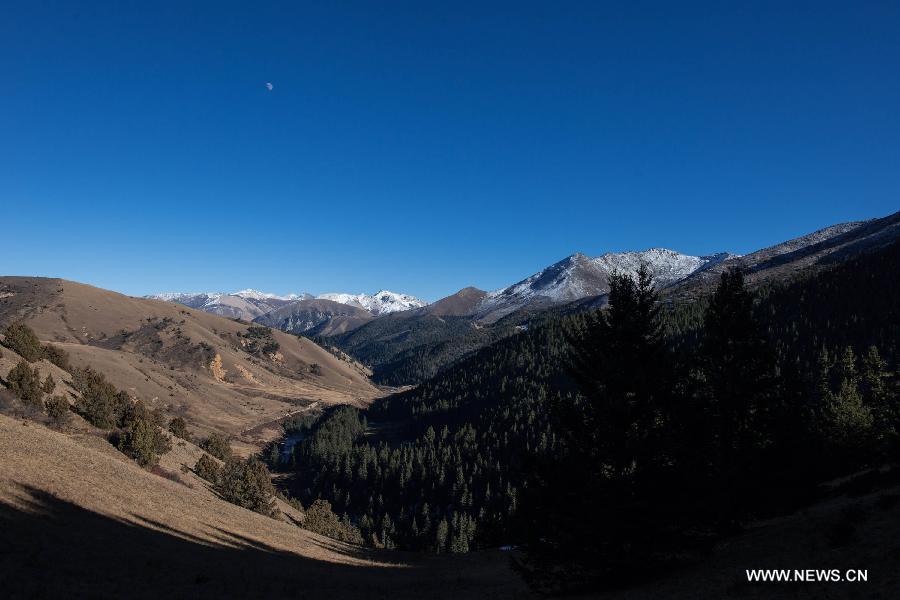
[2,1,898,300]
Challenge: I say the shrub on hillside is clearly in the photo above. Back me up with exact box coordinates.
[44,395,70,426]
[303,499,364,545]
[41,344,71,372]
[0,324,71,371]
[195,454,221,483]
[41,373,56,394]
[201,433,232,461]
[119,397,163,430]
[309,363,322,376]
[72,366,120,429]
[1,323,43,362]
[6,360,43,406]
[168,416,189,440]
[241,326,280,355]
[217,456,278,517]
[118,416,172,468]
[245,326,271,339]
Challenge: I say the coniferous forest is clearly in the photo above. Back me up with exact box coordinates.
[272,240,899,592]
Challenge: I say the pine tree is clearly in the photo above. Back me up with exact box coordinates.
[518,263,670,590]
[823,347,874,455]
[701,268,775,455]
[860,346,896,448]
[434,518,448,553]
[698,268,778,523]
[379,514,395,549]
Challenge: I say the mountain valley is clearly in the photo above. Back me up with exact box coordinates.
[3,210,898,598]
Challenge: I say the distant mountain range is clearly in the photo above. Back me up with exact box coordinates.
[147,211,900,357]
[146,289,428,324]
[146,290,309,321]
[148,250,737,328]
[326,210,900,385]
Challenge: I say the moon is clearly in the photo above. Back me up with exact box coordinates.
[265,82,273,91]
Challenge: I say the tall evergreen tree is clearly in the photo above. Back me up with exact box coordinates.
[822,347,874,457]
[702,269,775,454]
[697,268,777,524]
[860,346,897,451]
[518,263,670,591]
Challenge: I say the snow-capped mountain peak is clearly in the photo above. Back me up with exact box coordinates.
[231,289,307,301]
[146,289,310,321]
[316,290,427,315]
[591,248,730,285]
[148,291,224,303]
[477,247,732,322]
[148,287,425,318]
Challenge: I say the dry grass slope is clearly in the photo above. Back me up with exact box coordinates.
[0,276,380,450]
[0,413,529,599]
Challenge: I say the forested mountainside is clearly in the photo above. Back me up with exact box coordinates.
[275,239,900,591]
[320,308,533,386]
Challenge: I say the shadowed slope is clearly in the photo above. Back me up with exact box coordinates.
[669,210,900,299]
[0,484,528,600]
[0,413,529,599]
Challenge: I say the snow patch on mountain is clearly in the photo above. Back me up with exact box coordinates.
[148,289,426,318]
[146,292,226,310]
[232,289,308,301]
[316,290,428,315]
[148,289,308,304]
[593,249,735,285]
[146,289,311,321]
[149,291,223,303]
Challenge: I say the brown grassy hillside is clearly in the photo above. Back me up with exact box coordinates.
[0,277,379,449]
